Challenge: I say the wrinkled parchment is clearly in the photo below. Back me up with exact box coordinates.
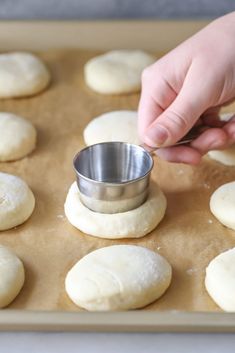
[0,49,235,312]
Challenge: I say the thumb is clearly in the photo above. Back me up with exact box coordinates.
[143,79,210,147]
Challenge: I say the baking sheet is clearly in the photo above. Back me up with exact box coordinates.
[0,47,235,312]
[0,21,235,331]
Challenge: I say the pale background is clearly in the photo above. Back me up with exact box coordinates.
[0,0,234,19]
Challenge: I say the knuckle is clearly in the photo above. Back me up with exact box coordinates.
[165,109,189,133]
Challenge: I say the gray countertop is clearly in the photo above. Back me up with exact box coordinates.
[1,332,235,353]
[0,0,234,20]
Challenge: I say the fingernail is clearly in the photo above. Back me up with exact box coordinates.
[145,125,168,146]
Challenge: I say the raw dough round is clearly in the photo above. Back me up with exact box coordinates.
[0,245,25,308]
[0,52,50,98]
[218,112,234,122]
[65,245,172,311]
[210,181,235,231]
[205,247,235,311]
[84,50,155,94]
[0,172,35,231]
[64,182,167,239]
[84,110,140,146]
[0,112,36,162]
[208,145,235,166]
[208,113,235,166]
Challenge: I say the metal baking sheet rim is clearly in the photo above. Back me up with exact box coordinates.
[0,310,235,332]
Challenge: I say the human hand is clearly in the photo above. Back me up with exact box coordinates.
[138,12,235,164]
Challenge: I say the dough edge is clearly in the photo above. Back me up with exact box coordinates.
[83,110,140,146]
[64,182,167,239]
[210,181,235,231]
[0,172,35,231]
[0,113,37,162]
[205,248,235,312]
[0,245,25,308]
[0,52,50,98]
[65,244,172,311]
[84,50,155,94]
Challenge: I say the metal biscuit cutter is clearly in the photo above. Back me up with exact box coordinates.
[73,124,209,214]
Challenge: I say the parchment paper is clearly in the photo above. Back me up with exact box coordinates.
[0,49,235,312]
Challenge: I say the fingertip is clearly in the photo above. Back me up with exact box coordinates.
[143,124,169,147]
[191,128,229,154]
[137,94,163,140]
[141,65,153,83]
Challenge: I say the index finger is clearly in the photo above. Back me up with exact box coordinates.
[138,69,177,140]
[138,90,163,139]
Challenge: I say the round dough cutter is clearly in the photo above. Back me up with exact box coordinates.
[73,125,210,214]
